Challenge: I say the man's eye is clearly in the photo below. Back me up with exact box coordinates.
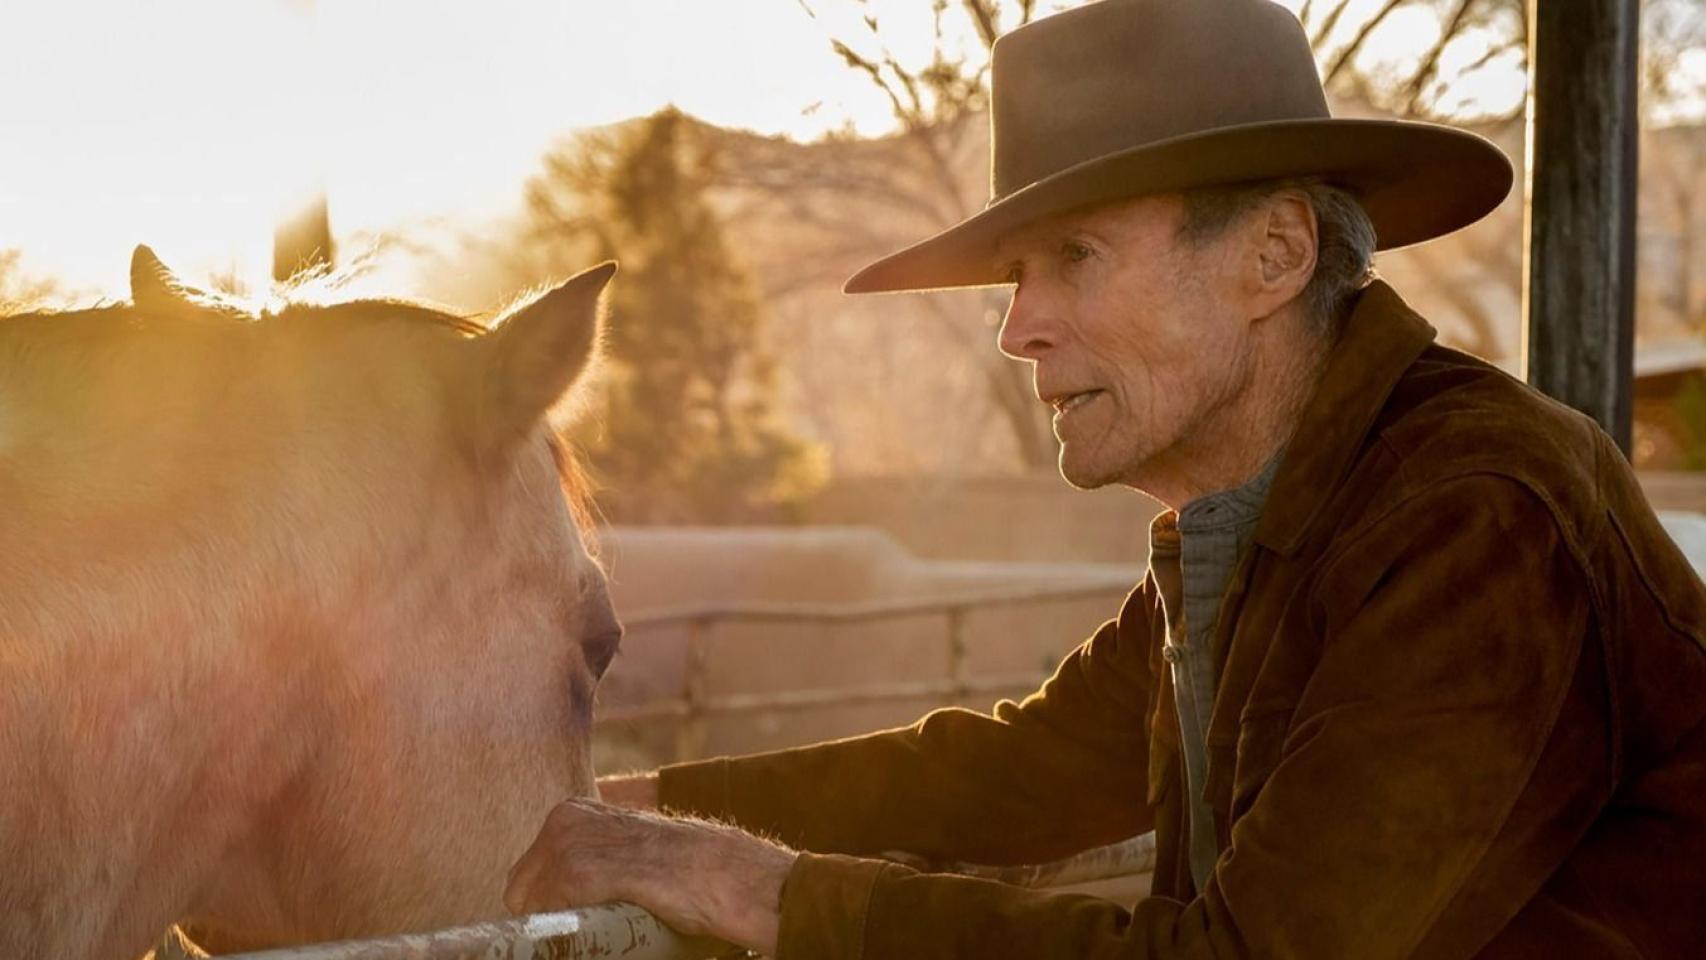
[1062,241,1092,263]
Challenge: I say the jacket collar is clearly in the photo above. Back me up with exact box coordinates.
[1254,280,1438,556]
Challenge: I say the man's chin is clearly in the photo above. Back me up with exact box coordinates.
[1056,452,1118,491]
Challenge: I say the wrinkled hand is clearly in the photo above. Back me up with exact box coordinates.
[504,798,796,956]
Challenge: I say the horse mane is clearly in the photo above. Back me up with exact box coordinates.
[0,289,601,539]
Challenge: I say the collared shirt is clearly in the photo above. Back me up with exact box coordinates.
[1148,453,1282,892]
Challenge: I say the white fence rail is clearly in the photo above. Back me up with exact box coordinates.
[214,904,726,960]
[204,834,1156,960]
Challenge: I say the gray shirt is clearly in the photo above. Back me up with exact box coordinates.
[1147,454,1282,892]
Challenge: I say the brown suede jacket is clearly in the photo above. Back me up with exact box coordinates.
[658,281,1706,959]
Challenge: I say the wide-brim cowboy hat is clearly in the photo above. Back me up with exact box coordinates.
[844,0,1513,294]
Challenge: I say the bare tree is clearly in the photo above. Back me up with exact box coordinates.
[1640,126,1706,334]
[1306,0,1705,125]
[1639,1,1706,334]
[521,110,828,523]
[723,0,1072,472]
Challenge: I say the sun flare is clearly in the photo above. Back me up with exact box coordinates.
[0,1,915,301]
[0,0,1673,306]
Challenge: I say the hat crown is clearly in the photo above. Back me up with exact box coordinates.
[989,0,1329,198]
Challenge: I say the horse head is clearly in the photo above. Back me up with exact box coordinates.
[0,247,622,956]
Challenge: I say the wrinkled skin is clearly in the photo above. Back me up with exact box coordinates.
[994,191,1322,507]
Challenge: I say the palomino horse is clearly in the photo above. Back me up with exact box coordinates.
[0,248,623,958]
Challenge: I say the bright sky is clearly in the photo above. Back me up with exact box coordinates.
[0,0,1684,300]
[0,1,929,297]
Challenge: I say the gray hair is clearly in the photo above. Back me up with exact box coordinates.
[1177,178,1378,335]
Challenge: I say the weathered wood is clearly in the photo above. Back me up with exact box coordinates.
[200,836,1163,959]
[215,904,727,960]
[1523,0,1640,453]
[272,194,335,283]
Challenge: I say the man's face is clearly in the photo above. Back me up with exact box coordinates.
[995,194,1255,492]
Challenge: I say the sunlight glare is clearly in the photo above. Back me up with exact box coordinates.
[0,1,903,300]
[0,0,1658,304]
[0,1,317,296]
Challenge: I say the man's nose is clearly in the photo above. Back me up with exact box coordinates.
[997,286,1056,360]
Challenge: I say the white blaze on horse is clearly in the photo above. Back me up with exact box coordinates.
[0,248,623,958]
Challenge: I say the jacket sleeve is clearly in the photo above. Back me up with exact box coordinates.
[762,476,1607,960]
[655,582,1160,866]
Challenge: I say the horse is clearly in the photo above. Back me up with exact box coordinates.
[0,247,622,958]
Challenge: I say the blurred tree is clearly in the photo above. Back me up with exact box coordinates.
[524,108,826,523]
[732,0,1075,472]
[1640,125,1706,336]
[1301,0,1527,121]
[0,249,59,313]
[1301,0,1704,124]
[678,0,1078,474]
[1677,373,1706,469]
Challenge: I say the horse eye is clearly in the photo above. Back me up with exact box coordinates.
[584,628,623,680]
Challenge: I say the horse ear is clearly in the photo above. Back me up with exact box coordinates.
[130,245,210,313]
[479,260,616,448]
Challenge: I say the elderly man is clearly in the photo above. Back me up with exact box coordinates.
[505,0,1706,956]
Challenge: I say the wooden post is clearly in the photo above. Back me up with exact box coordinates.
[1522,0,1640,454]
[272,0,333,284]
[675,618,711,763]
[272,193,335,283]
[946,606,969,703]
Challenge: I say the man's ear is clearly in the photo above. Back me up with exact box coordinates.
[475,261,616,452]
[1251,191,1318,314]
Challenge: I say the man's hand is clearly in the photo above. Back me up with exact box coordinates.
[597,772,659,810]
[504,798,796,956]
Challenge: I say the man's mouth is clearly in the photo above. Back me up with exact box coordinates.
[1049,389,1104,415]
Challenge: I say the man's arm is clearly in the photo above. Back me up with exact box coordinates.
[513,477,1603,958]
[653,587,1162,865]
[754,476,1608,959]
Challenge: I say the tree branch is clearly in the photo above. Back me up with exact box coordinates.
[832,40,913,124]
[1323,0,1405,85]
[963,0,1001,50]
[1309,0,1355,50]
[1402,0,1478,115]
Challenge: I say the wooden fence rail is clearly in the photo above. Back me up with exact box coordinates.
[209,835,1157,960]
[602,582,1134,761]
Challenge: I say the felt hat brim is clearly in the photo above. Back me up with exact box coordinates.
[843,117,1512,295]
